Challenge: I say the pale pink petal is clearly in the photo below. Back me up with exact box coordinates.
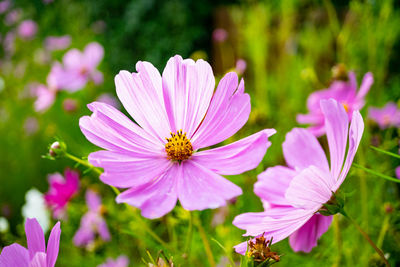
[28,252,47,267]
[91,70,104,85]
[285,166,334,210]
[289,214,332,253]
[46,222,61,267]
[177,161,242,211]
[115,62,171,141]
[282,128,329,172]
[255,166,297,206]
[192,129,276,175]
[0,244,29,267]
[79,102,163,154]
[97,218,111,241]
[116,165,178,219]
[63,49,82,69]
[233,241,248,255]
[161,55,215,137]
[89,150,171,188]
[25,218,45,260]
[333,110,364,191]
[34,85,55,112]
[86,190,101,211]
[320,99,349,179]
[191,75,251,149]
[356,72,373,103]
[83,42,104,69]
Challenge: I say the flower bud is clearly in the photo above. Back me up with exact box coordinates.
[49,141,66,157]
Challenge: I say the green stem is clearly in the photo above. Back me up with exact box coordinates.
[370,146,400,159]
[377,215,390,249]
[64,152,102,176]
[184,211,193,256]
[341,210,390,267]
[332,216,342,267]
[353,163,400,183]
[194,214,216,267]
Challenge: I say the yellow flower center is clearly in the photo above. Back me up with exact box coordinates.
[165,130,193,161]
[342,103,349,112]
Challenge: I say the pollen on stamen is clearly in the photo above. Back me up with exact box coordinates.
[165,129,193,161]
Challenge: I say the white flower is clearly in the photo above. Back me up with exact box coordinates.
[0,217,9,233]
[21,188,50,233]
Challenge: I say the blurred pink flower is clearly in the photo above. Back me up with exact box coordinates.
[213,28,228,42]
[96,93,120,109]
[44,35,71,51]
[396,166,400,179]
[235,59,247,75]
[34,84,56,112]
[297,72,372,136]
[18,20,38,40]
[98,255,129,267]
[0,218,61,267]
[73,190,110,247]
[3,31,15,56]
[44,169,80,219]
[23,117,39,135]
[368,102,400,129]
[0,0,10,14]
[4,9,21,26]
[60,42,104,92]
[234,99,364,253]
[79,55,276,219]
[63,98,78,113]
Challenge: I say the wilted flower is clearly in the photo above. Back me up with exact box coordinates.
[18,20,38,40]
[80,55,276,219]
[44,169,80,219]
[73,189,110,247]
[59,42,104,92]
[234,99,364,253]
[44,35,71,51]
[247,236,280,265]
[98,255,129,267]
[22,188,50,233]
[212,28,228,42]
[368,102,400,129]
[0,218,61,267]
[297,72,372,136]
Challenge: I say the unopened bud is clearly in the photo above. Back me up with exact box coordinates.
[49,141,66,157]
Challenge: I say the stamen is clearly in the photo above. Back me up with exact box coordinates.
[165,130,193,162]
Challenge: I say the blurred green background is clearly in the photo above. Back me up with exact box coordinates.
[1,0,400,266]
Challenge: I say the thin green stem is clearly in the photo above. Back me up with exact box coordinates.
[194,214,216,267]
[377,215,390,249]
[370,146,400,159]
[64,152,102,176]
[353,163,400,183]
[184,211,193,256]
[332,216,342,267]
[341,210,390,267]
[211,238,237,267]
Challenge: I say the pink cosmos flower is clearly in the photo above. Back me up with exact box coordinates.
[368,102,400,129]
[44,169,80,219]
[18,20,38,40]
[44,35,71,51]
[79,55,276,219]
[233,99,364,253]
[213,28,228,42]
[98,255,129,267]
[0,218,61,267]
[0,0,10,14]
[73,190,110,247]
[297,72,372,136]
[235,59,247,75]
[60,42,104,92]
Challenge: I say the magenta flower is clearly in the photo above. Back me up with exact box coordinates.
[60,42,104,92]
[0,218,61,267]
[73,190,110,247]
[44,35,71,51]
[297,72,372,136]
[18,20,38,40]
[44,169,80,219]
[98,255,129,267]
[368,102,400,129]
[234,99,364,253]
[79,55,275,219]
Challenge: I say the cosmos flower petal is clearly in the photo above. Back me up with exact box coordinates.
[115,63,171,142]
[25,218,46,260]
[84,42,104,69]
[356,72,373,102]
[177,161,242,211]
[191,74,251,149]
[46,222,61,267]
[285,166,334,210]
[0,244,29,267]
[161,55,215,137]
[89,150,171,188]
[282,128,329,172]
[192,129,276,175]
[334,110,364,191]
[320,99,349,179]
[86,190,102,211]
[29,252,47,267]
[255,166,297,206]
[116,165,178,219]
[63,48,82,69]
[97,218,111,241]
[289,214,333,253]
